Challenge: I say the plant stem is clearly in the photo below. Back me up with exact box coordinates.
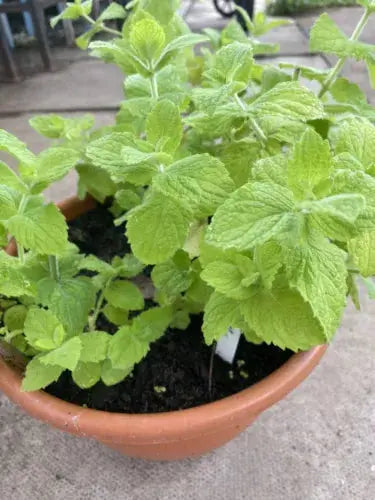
[82,14,121,37]
[88,289,105,332]
[150,73,159,100]
[318,8,371,98]
[16,194,28,265]
[48,255,60,282]
[235,93,268,146]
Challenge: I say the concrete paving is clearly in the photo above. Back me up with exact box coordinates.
[0,3,375,499]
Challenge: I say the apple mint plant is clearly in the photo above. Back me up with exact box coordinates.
[1,0,375,396]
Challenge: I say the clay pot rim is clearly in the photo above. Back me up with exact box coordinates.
[0,195,328,444]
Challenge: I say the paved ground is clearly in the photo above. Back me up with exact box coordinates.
[0,2,375,499]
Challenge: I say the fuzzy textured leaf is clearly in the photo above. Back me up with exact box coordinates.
[153,154,235,218]
[24,307,65,351]
[40,337,82,371]
[207,182,296,250]
[126,192,191,264]
[7,204,68,255]
[22,358,63,392]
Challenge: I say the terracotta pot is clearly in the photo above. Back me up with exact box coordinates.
[0,196,328,461]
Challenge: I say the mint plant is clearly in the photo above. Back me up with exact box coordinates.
[1,0,375,395]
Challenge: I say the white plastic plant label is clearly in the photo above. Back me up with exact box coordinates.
[215,327,241,364]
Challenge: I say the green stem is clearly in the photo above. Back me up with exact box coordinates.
[48,255,60,282]
[318,8,371,98]
[234,94,267,146]
[150,73,159,100]
[82,14,121,37]
[16,194,28,265]
[89,290,106,332]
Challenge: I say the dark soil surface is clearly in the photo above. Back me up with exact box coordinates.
[47,204,292,413]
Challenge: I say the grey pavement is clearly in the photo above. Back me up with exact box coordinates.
[0,2,375,499]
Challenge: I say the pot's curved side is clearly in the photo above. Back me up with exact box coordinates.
[0,195,328,460]
[0,345,327,460]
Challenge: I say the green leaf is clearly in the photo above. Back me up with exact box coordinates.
[254,241,282,289]
[282,234,347,337]
[37,277,96,335]
[191,86,234,115]
[331,170,375,231]
[120,147,163,185]
[307,194,366,241]
[0,252,35,297]
[77,164,116,203]
[113,253,145,278]
[287,128,332,200]
[72,361,101,389]
[104,280,144,310]
[310,13,348,57]
[98,2,126,21]
[32,147,80,188]
[310,13,375,63]
[114,189,141,211]
[146,99,183,154]
[151,252,192,301]
[361,277,375,299]
[330,118,375,171]
[204,42,253,85]
[24,307,66,351]
[29,114,66,138]
[0,161,27,192]
[3,305,27,331]
[153,154,235,218]
[221,141,260,188]
[40,337,82,371]
[79,331,110,362]
[347,273,360,310]
[251,12,291,36]
[241,284,326,351]
[50,1,90,27]
[357,0,375,12]
[157,34,209,68]
[348,231,375,277]
[22,358,63,392]
[201,255,258,300]
[101,359,132,386]
[79,255,115,278]
[108,325,149,370]
[250,82,325,124]
[131,306,172,343]
[102,304,129,325]
[76,25,102,50]
[367,60,375,89]
[0,129,36,165]
[7,203,68,255]
[86,132,143,178]
[0,185,20,220]
[252,154,288,187]
[29,114,94,139]
[206,182,296,251]
[202,291,244,345]
[330,78,367,106]
[130,18,166,66]
[126,191,191,264]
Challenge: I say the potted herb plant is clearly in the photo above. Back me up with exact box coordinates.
[0,0,374,461]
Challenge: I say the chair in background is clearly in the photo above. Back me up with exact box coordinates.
[0,0,74,80]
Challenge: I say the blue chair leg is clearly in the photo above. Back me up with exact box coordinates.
[0,14,14,48]
[0,0,14,48]
[20,0,35,37]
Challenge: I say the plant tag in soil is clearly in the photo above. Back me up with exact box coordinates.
[215,327,241,364]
